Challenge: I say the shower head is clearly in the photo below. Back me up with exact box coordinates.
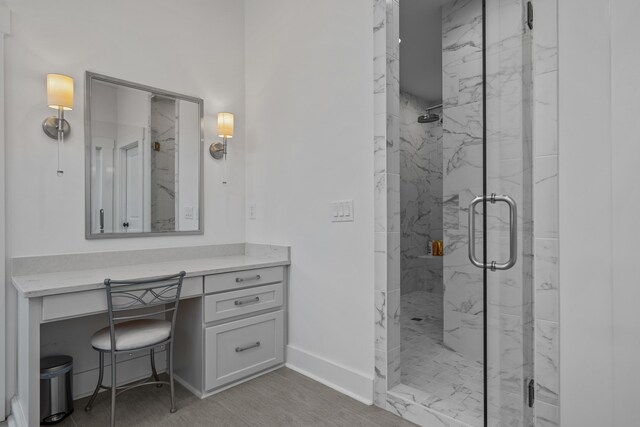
[417,103,443,124]
[417,113,440,123]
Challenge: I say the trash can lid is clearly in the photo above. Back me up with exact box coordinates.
[40,355,73,374]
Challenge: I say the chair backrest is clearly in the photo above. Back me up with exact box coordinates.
[103,271,186,351]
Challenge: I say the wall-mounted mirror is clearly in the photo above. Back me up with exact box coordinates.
[85,72,204,239]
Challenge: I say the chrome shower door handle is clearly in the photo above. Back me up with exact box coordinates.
[468,196,486,269]
[468,194,518,271]
[491,194,518,271]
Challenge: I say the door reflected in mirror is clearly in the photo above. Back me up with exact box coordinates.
[85,73,203,238]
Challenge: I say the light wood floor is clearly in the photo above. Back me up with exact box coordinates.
[58,368,418,426]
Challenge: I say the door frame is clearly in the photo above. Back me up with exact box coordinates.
[116,139,144,233]
[0,5,9,420]
[371,1,560,426]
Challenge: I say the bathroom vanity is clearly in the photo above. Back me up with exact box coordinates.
[7,74,292,427]
[10,243,290,427]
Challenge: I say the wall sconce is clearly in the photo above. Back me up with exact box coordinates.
[42,74,74,176]
[209,112,234,160]
[43,74,74,139]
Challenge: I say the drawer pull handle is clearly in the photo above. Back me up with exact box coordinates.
[235,341,261,353]
[234,296,260,306]
[236,274,261,283]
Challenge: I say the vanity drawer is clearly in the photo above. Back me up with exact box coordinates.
[204,310,284,391]
[42,290,106,322]
[204,283,283,323]
[41,276,203,323]
[204,267,283,294]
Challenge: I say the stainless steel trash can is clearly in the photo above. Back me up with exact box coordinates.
[40,355,74,424]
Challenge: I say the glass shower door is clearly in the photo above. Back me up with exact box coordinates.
[396,0,533,424]
[482,0,534,426]
[439,0,533,424]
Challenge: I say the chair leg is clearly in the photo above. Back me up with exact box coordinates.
[168,343,177,413]
[84,352,104,411]
[110,352,117,427]
[150,348,162,388]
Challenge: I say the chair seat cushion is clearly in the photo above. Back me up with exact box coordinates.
[91,319,171,351]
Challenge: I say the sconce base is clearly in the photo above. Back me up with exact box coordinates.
[209,142,225,160]
[42,117,71,140]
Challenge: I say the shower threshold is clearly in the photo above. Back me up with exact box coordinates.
[386,383,478,427]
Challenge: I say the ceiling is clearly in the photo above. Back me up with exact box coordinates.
[399,0,448,104]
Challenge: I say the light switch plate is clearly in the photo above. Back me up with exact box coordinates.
[330,200,354,222]
[248,203,257,220]
[184,206,194,220]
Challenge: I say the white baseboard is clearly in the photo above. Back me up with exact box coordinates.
[9,398,25,427]
[285,345,373,405]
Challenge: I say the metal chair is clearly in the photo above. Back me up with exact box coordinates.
[84,271,186,427]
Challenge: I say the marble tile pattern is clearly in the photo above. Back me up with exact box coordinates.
[373,0,561,425]
[373,0,402,410]
[400,291,483,427]
[531,0,560,424]
[400,91,444,296]
[385,390,470,427]
[150,96,178,232]
[441,0,485,364]
[484,1,538,425]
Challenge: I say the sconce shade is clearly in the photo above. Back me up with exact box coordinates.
[47,74,74,110]
[217,112,234,138]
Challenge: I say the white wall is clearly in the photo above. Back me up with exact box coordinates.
[4,0,246,413]
[559,2,640,423]
[558,0,614,425]
[244,0,375,401]
[4,0,246,257]
[611,0,640,425]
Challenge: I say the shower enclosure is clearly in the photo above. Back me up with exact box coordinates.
[373,0,541,426]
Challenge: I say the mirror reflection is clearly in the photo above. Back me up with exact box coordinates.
[86,73,203,238]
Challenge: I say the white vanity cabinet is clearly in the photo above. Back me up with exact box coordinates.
[174,266,287,397]
[204,311,284,390]
[12,245,290,427]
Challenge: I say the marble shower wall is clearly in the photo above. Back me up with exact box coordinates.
[442,1,540,425]
[374,1,481,425]
[484,0,536,425]
[150,96,177,232]
[441,0,485,363]
[373,0,402,409]
[531,0,560,425]
[400,91,443,296]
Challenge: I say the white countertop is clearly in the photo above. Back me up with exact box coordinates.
[12,255,290,298]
